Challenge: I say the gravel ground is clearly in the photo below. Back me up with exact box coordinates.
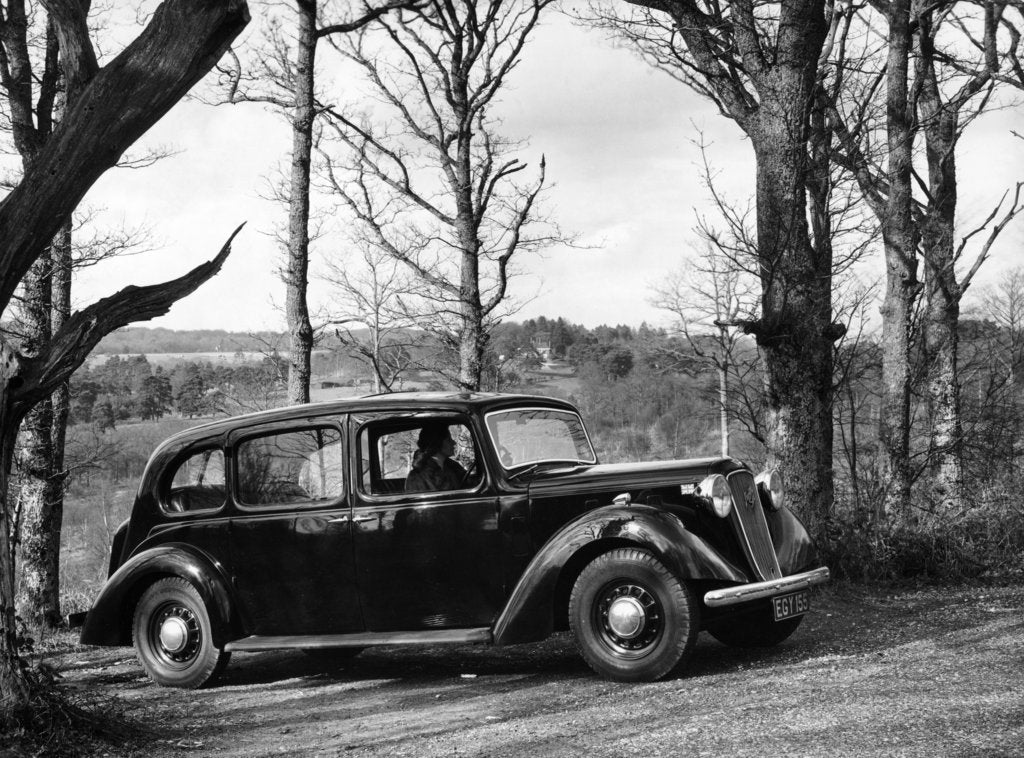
[40,582,1024,757]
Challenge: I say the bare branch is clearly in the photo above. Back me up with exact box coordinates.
[12,223,245,411]
[960,182,1024,294]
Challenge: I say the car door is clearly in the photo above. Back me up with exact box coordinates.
[351,412,505,631]
[227,418,362,636]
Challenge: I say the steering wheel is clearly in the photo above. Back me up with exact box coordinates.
[460,460,478,487]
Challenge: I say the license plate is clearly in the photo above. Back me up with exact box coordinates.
[772,590,810,621]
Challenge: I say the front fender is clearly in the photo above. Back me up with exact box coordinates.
[766,505,820,574]
[80,544,236,647]
[492,505,748,646]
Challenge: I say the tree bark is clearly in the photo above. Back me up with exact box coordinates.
[17,222,72,630]
[718,359,729,457]
[50,221,72,542]
[749,19,834,535]
[285,0,316,405]
[0,354,30,710]
[753,121,835,538]
[914,7,983,510]
[877,0,919,518]
[16,244,62,629]
[920,106,964,508]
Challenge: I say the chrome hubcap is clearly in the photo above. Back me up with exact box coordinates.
[152,605,201,663]
[596,583,662,656]
[607,596,646,639]
[159,616,190,654]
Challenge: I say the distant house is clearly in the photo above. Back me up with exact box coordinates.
[531,331,552,361]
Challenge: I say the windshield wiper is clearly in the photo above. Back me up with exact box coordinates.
[507,464,539,482]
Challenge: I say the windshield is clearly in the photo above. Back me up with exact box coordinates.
[484,407,597,469]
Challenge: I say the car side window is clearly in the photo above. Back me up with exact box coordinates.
[358,418,480,497]
[165,448,226,513]
[236,427,344,507]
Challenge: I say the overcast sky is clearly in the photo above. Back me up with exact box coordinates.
[75,9,1024,334]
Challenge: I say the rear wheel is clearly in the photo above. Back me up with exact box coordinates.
[569,548,699,682]
[706,604,803,648]
[132,577,229,689]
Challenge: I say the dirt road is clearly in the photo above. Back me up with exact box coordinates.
[52,583,1023,757]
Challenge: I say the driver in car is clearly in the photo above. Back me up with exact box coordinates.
[405,422,469,492]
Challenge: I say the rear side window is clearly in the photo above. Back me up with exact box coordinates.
[236,427,344,507]
[165,448,226,514]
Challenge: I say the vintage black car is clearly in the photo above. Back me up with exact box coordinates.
[80,392,830,688]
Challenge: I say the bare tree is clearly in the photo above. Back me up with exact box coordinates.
[914,2,1024,508]
[828,0,1024,511]
[964,266,1024,469]
[209,0,418,404]
[322,245,418,393]
[818,0,924,517]
[651,249,761,457]
[0,2,160,629]
[0,0,72,632]
[0,0,248,718]
[320,0,560,391]
[586,0,845,535]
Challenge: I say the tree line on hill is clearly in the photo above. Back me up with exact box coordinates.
[70,353,287,428]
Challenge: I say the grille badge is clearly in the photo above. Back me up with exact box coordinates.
[744,488,758,511]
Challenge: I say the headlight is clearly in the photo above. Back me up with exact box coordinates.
[755,468,785,511]
[696,474,732,518]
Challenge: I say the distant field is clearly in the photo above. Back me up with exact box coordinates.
[85,350,281,368]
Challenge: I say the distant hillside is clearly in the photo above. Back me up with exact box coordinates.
[94,327,288,355]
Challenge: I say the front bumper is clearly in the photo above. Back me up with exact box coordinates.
[702,566,831,608]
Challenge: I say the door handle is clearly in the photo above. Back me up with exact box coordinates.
[350,515,375,523]
[326,517,349,524]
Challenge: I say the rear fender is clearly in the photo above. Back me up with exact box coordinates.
[492,505,748,645]
[80,544,236,647]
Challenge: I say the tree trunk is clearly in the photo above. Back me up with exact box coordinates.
[918,25,965,509]
[16,243,62,629]
[285,0,316,405]
[878,268,916,515]
[877,0,919,518]
[0,348,29,713]
[18,222,73,630]
[454,127,485,392]
[458,248,484,392]
[718,358,729,457]
[921,109,963,508]
[50,222,72,526]
[752,87,834,539]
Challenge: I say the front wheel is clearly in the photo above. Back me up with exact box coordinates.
[569,548,699,682]
[132,577,230,688]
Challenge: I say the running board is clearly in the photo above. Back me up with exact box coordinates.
[224,627,492,652]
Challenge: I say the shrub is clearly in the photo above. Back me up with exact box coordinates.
[823,478,1024,581]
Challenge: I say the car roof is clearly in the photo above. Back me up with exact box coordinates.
[157,391,579,449]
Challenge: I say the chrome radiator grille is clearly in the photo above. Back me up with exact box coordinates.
[727,471,782,581]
